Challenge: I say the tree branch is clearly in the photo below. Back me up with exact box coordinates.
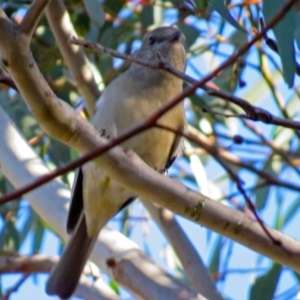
[1,274,29,300]
[144,202,223,300]
[0,105,203,299]
[0,252,121,300]
[0,0,299,279]
[107,250,207,300]
[0,66,17,90]
[187,125,300,193]
[71,19,300,131]
[45,0,101,115]
[19,0,50,39]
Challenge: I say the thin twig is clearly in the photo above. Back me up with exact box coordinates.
[72,36,300,130]
[0,0,297,204]
[71,0,300,131]
[1,274,29,300]
[154,123,280,245]
[188,125,300,193]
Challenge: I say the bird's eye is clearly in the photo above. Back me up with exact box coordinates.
[148,36,156,45]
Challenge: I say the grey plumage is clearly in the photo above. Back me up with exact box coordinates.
[46,26,187,299]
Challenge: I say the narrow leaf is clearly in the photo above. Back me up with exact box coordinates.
[283,197,300,227]
[249,264,282,300]
[208,0,246,32]
[208,236,222,274]
[263,0,296,86]
[178,24,199,49]
[83,0,105,28]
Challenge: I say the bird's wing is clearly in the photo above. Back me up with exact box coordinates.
[66,168,84,234]
[164,123,185,170]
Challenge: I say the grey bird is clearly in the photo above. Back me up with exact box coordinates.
[46,26,187,299]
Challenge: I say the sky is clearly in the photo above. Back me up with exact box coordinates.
[1,2,300,300]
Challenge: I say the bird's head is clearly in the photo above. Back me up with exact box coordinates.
[138,27,186,73]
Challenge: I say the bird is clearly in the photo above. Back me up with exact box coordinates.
[46,26,187,299]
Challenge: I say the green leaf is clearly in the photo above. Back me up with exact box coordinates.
[295,11,300,50]
[83,0,105,28]
[19,208,35,247]
[282,197,300,227]
[249,264,282,300]
[141,5,154,29]
[254,161,275,211]
[208,236,222,274]
[103,0,123,15]
[292,271,300,282]
[120,207,131,237]
[193,0,208,9]
[32,219,45,254]
[178,24,199,49]
[189,93,208,112]
[263,0,296,86]
[208,0,246,33]
[273,191,283,230]
[98,23,134,76]
[230,27,248,48]
[4,219,20,251]
[48,138,72,166]
[254,185,270,211]
[109,280,120,294]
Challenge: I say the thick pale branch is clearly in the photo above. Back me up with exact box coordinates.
[144,202,223,300]
[0,253,54,273]
[108,250,207,300]
[0,105,202,299]
[19,0,50,38]
[45,0,101,115]
[71,35,300,130]
[0,253,120,300]
[0,0,299,277]
[0,66,17,90]
[0,12,82,145]
[75,277,121,300]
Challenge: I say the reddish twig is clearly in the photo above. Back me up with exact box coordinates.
[1,274,29,300]
[0,0,296,205]
[154,123,280,245]
[71,0,300,131]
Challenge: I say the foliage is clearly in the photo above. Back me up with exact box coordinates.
[0,0,299,299]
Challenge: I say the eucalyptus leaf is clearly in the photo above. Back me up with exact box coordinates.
[263,0,296,86]
[208,0,246,33]
[208,236,222,274]
[141,5,154,29]
[83,0,105,28]
[103,0,123,15]
[282,197,300,227]
[4,219,20,251]
[254,161,275,211]
[19,208,35,247]
[249,264,282,300]
[32,221,45,254]
[109,280,120,294]
[295,11,300,50]
[178,24,199,49]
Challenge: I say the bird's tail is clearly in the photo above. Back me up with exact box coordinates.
[46,213,97,299]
